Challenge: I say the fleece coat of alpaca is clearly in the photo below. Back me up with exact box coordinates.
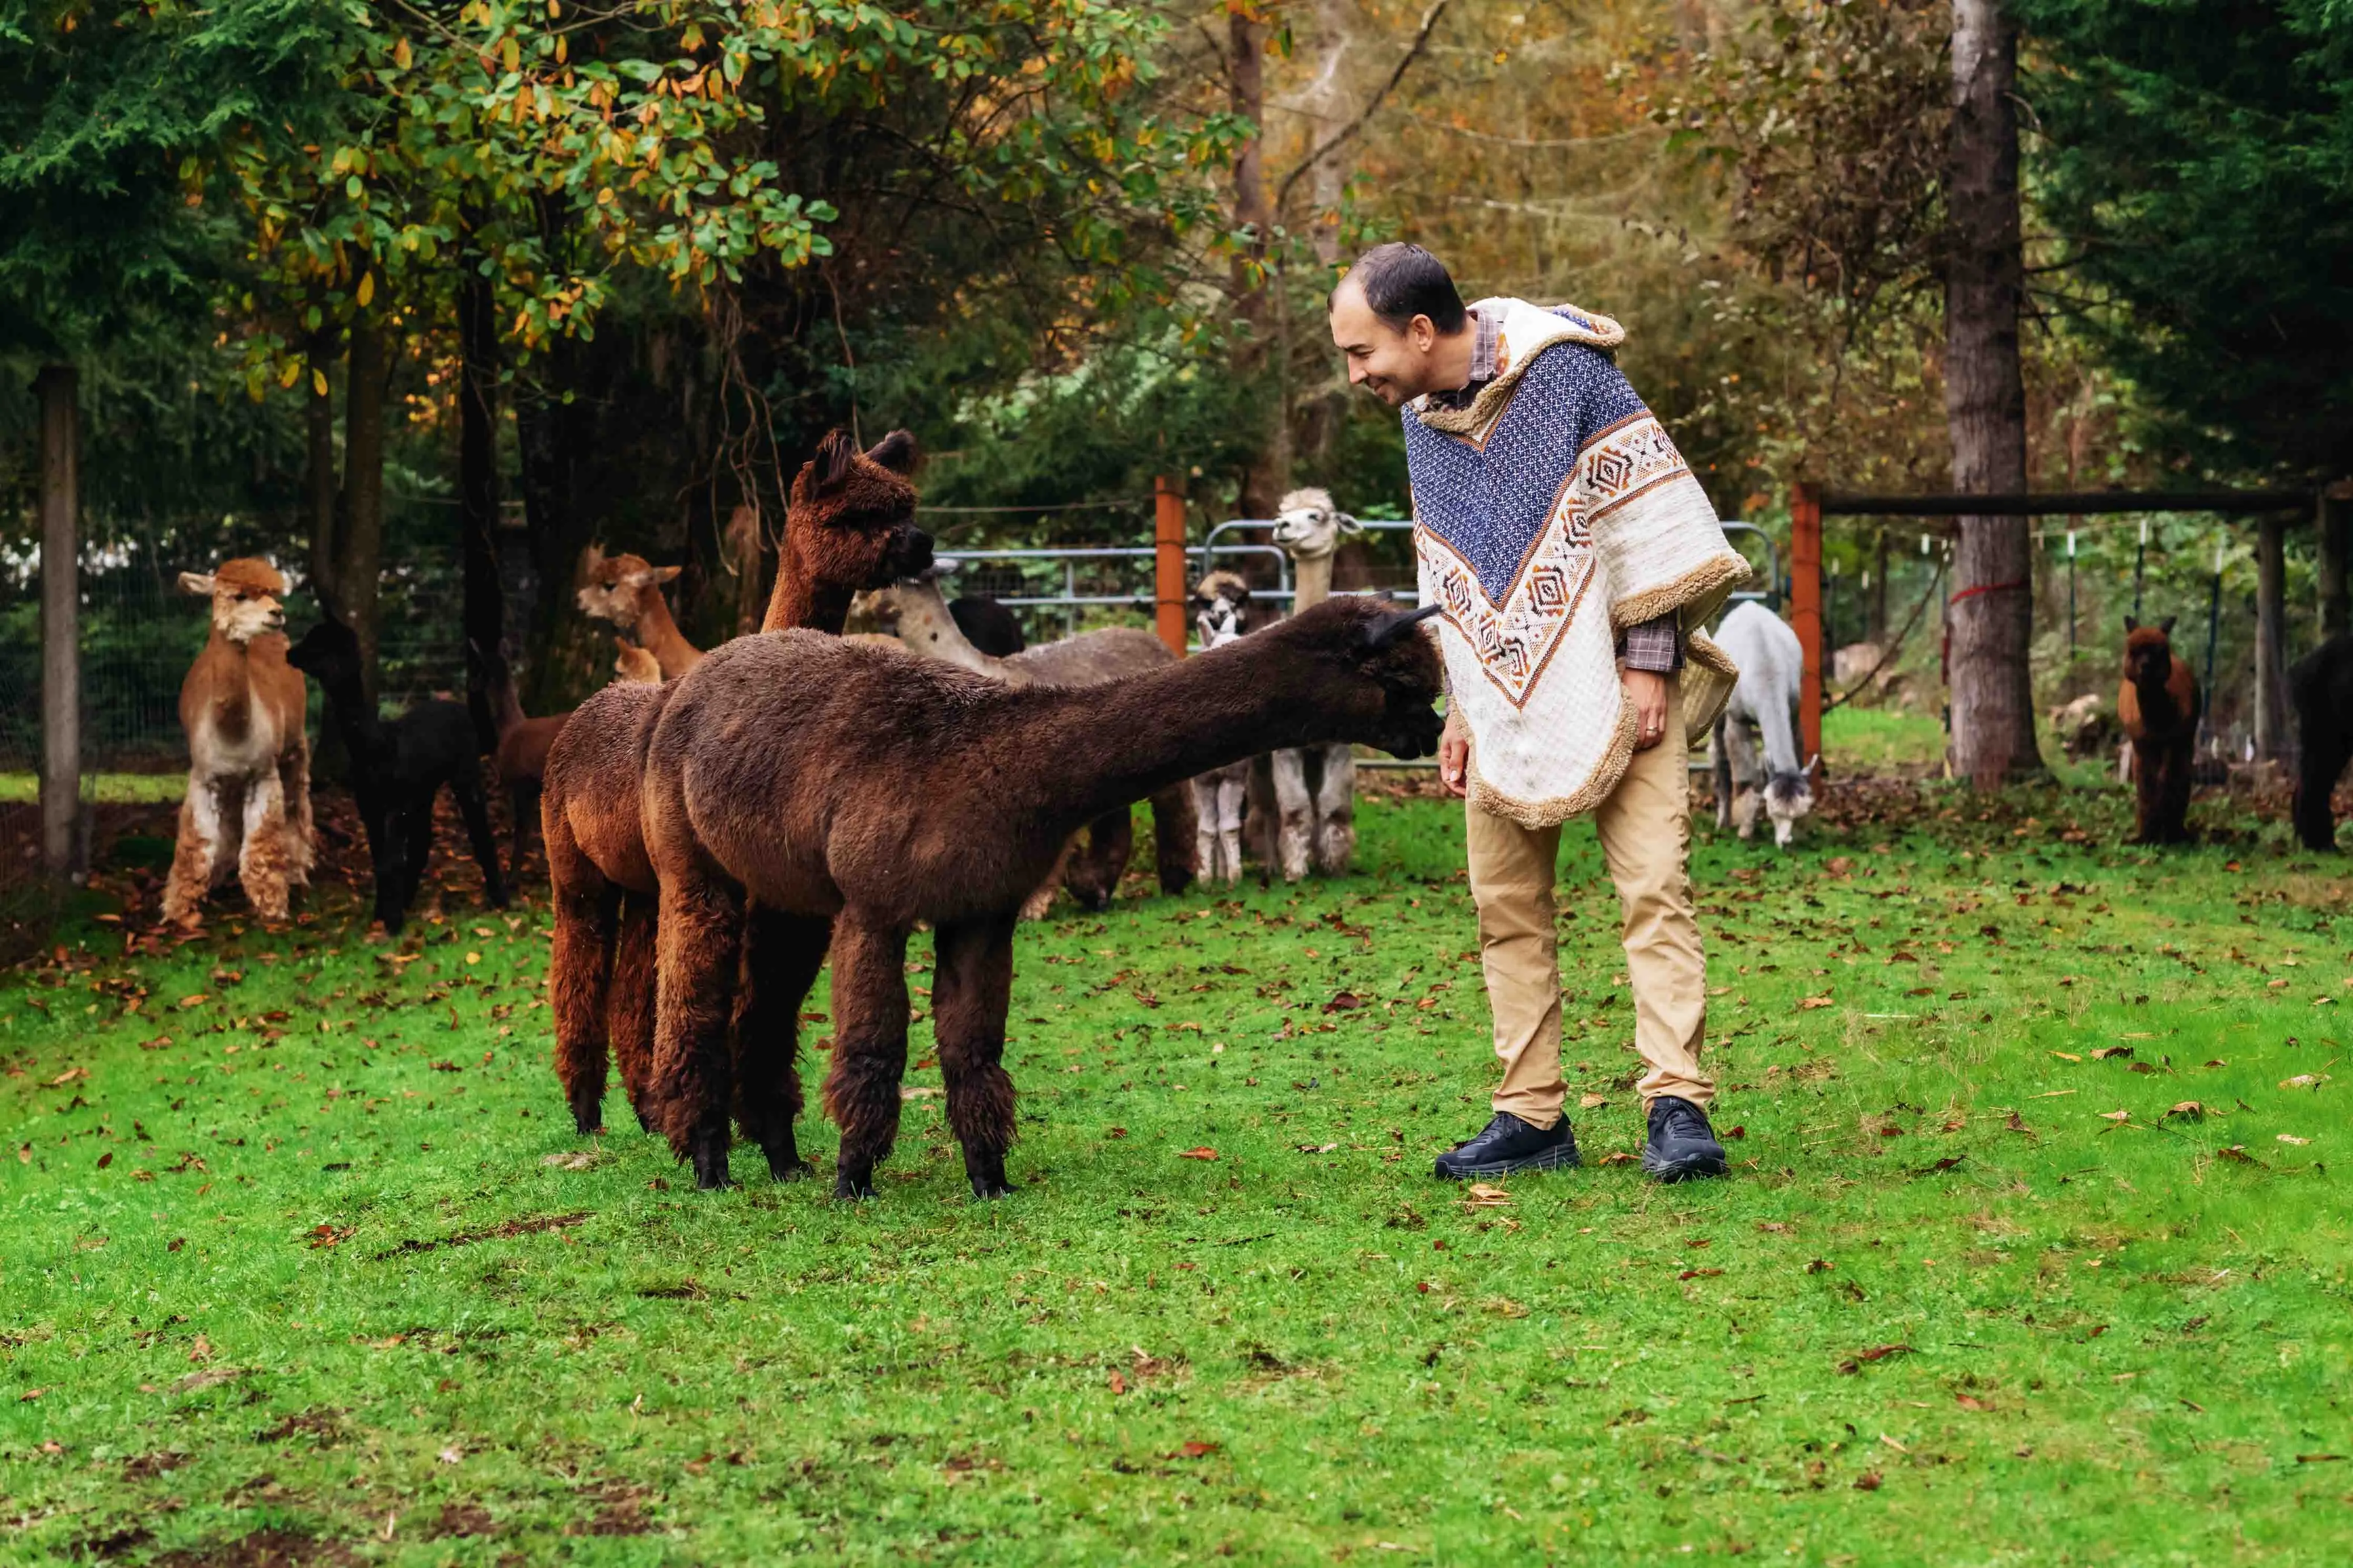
[2118,617,2200,845]
[638,596,1446,1196]
[2290,632,2353,851]
[163,559,315,926]
[539,429,932,1147]
[576,548,702,676]
[859,570,1197,910]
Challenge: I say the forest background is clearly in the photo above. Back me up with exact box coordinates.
[2,0,2347,761]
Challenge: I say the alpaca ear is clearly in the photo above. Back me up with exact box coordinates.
[1334,511,1364,537]
[864,428,920,474]
[2124,615,2138,633]
[1362,601,1442,651]
[810,428,859,494]
[640,564,682,586]
[1802,753,1821,776]
[2159,615,2176,636]
[178,572,216,597]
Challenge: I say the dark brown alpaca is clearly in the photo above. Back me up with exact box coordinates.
[2118,615,2201,845]
[540,429,931,1141]
[640,597,1446,1195]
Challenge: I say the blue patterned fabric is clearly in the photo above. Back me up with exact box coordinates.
[1403,342,1648,606]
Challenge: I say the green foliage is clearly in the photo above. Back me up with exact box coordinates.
[2017,0,2353,477]
[1,786,2345,1561]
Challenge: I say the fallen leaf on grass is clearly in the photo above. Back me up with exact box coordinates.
[1462,1183,1512,1208]
[1596,1152,1637,1167]
[1853,1472,1882,1491]
[1837,1344,1914,1374]
[2089,1046,2133,1060]
[1678,1268,1724,1280]
[1797,994,1835,1011]
[308,1223,354,1248]
[1955,1393,1993,1412]
[2277,1134,2310,1146]
[163,1368,246,1395]
[2098,1109,2130,1123]
[1323,992,1366,1014]
[1296,1141,1338,1155]
[1578,1092,1608,1109]
[2215,1145,2264,1165]
[542,1150,603,1170]
[45,1066,86,1087]
[1178,1147,1218,1161]
[1107,1370,1128,1395]
[2164,1101,2204,1120]
[2296,1453,2348,1463]
[1878,1433,1910,1453]
[2050,1051,2082,1063]
[1805,1260,1831,1273]
[2280,1074,2330,1090]
[1174,1441,1220,1459]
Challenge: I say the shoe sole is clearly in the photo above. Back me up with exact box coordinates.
[1643,1152,1728,1183]
[1434,1142,1581,1180]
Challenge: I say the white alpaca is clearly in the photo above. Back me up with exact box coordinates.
[1187,572,1253,885]
[1254,487,1365,879]
[1709,600,1816,847]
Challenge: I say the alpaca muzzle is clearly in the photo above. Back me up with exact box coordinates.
[884,524,934,582]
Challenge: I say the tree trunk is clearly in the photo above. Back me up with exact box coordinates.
[35,365,81,879]
[1290,0,1359,480]
[1871,529,1891,643]
[2254,513,2288,761]
[304,329,340,618]
[1945,0,2039,785]
[459,247,504,751]
[340,293,388,704]
[1229,11,1284,520]
[2320,481,2350,638]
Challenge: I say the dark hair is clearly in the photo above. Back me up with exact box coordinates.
[1337,243,1467,334]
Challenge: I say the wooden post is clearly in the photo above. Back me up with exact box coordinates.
[2255,512,2288,760]
[1791,483,1823,774]
[1153,476,1187,657]
[2321,481,2350,639]
[36,365,81,879]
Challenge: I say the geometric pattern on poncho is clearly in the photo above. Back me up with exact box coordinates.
[1407,340,1692,709]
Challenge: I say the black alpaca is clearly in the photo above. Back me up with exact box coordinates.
[2291,633,2353,852]
[287,616,508,932]
[949,594,1025,656]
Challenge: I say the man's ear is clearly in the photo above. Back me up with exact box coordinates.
[650,565,683,585]
[178,572,216,596]
[865,429,919,475]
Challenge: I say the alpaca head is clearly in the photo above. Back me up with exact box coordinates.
[1763,756,1817,847]
[285,612,363,690]
[575,545,680,630]
[1271,487,1363,560]
[788,428,934,592]
[179,558,288,644]
[612,637,663,684]
[854,562,959,648]
[2122,615,2177,689]
[1190,570,1252,643]
[1249,598,1446,758]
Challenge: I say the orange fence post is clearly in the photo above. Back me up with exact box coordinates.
[1790,483,1823,775]
[1154,475,1188,657]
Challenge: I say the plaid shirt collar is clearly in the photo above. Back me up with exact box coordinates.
[1426,306,1500,411]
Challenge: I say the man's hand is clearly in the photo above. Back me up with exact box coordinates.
[1437,709,1470,797]
[1623,667,1669,751]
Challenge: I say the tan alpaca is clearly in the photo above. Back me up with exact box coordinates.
[612,638,664,684]
[162,559,313,926]
[576,547,702,676]
[1188,572,1254,885]
[857,565,1196,912]
[1253,487,1364,879]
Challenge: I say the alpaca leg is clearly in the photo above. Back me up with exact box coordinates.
[2129,742,2160,844]
[932,916,1018,1199]
[374,802,424,932]
[452,773,509,908]
[1218,772,1247,885]
[162,778,222,927]
[652,858,746,1189]
[607,893,659,1132]
[731,904,830,1181]
[545,803,619,1136]
[1311,744,1355,874]
[1020,838,1074,922]
[820,913,911,1200]
[1064,810,1130,912]
[2294,729,2351,851]
[235,770,294,921]
[1191,776,1220,885]
[278,739,315,889]
[2164,737,2197,843]
[1150,783,1197,896]
[1270,748,1312,882]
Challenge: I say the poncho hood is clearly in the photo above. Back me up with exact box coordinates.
[1409,298,1747,827]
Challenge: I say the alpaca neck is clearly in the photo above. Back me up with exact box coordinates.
[1291,551,1335,611]
[761,541,854,635]
[633,587,700,674]
[317,671,388,767]
[205,631,259,734]
[1022,637,1355,824]
[486,664,527,739]
[2133,662,2182,727]
[1755,679,1803,777]
[897,583,1000,675]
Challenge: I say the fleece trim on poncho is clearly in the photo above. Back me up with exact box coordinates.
[1409,298,1747,828]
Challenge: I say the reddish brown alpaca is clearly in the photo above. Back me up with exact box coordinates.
[540,430,932,1142]
[640,598,1446,1196]
[2118,615,2201,845]
[577,549,702,676]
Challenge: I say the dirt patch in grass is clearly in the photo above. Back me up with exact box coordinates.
[562,1480,652,1537]
[122,1450,189,1480]
[254,1409,346,1447]
[151,1530,354,1567]
[374,1211,592,1258]
[425,1502,498,1539]
[69,1522,154,1560]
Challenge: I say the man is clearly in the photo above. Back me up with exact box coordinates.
[1329,243,1746,1183]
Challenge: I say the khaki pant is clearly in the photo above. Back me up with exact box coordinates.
[1466,681,1712,1126]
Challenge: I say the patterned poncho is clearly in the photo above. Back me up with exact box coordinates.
[1410,298,1746,828]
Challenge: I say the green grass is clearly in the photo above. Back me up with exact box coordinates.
[0,774,187,806]
[1819,706,1947,774]
[3,785,2349,1565]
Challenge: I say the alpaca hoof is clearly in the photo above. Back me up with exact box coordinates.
[769,1155,816,1183]
[832,1174,877,1202]
[970,1179,1014,1201]
[571,1106,602,1137]
[689,1139,732,1190]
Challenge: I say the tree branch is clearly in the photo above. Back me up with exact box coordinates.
[1271,0,1451,220]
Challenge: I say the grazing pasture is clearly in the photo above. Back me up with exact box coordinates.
[2,743,2346,1565]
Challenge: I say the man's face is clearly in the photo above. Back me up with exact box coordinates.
[1329,279,1441,407]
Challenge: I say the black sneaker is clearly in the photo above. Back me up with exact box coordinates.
[1643,1095,1728,1182]
[1434,1111,1580,1180]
